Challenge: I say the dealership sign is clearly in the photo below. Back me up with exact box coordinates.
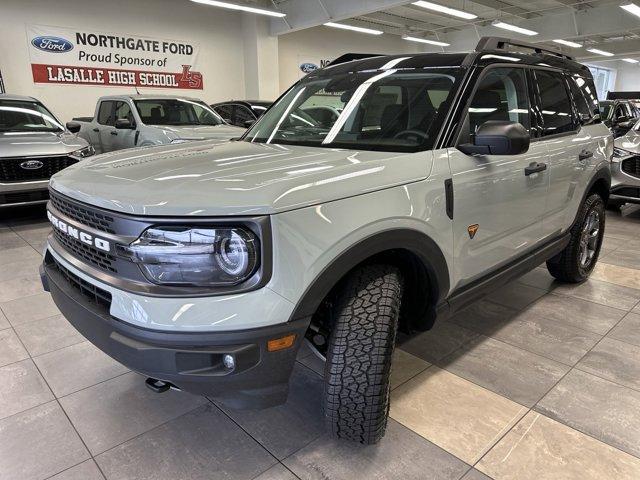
[27,25,203,89]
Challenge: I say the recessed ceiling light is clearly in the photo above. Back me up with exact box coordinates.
[553,39,582,48]
[586,48,614,57]
[412,1,477,20]
[324,22,383,35]
[623,58,639,63]
[621,2,640,18]
[402,35,450,46]
[492,21,538,36]
[189,0,286,17]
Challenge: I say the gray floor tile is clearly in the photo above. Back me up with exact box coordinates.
[284,419,468,480]
[1,292,60,327]
[537,369,640,458]
[0,359,53,421]
[60,371,206,455]
[602,249,640,270]
[0,276,44,303]
[0,401,89,480]
[577,337,640,391]
[553,278,640,311]
[0,309,8,330]
[486,282,547,310]
[399,319,480,364]
[96,404,277,480]
[0,230,28,250]
[521,293,626,335]
[441,336,569,407]
[515,268,557,291]
[448,299,518,332]
[608,312,640,347]
[0,246,41,266]
[220,365,324,460]
[13,225,51,246]
[0,255,41,283]
[34,341,128,397]
[14,314,84,357]
[253,464,298,480]
[0,328,29,367]
[462,469,492,480]
[49,460,104,480]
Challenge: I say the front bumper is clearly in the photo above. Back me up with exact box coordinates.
[610,157,640,204]
[41,252,309,409]
[0,180,50,207]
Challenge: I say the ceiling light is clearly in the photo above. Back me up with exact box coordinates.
[492,21,538,36]
[621,3,640,18]
[324,22,383,35]
[402,35,450,46]
[189,0,286,17]
[623,58,639,63]
[553,39,582,48]
[412,1,477,20]
[587,48,614,57]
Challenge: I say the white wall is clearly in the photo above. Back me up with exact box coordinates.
[278,26,430,91]
[0,0,247,122]
[614,64,640,92]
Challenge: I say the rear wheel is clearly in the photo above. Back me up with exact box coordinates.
[323,264,402,444]
[547,193,605,283]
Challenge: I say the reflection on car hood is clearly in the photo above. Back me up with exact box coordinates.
[50,140,433,216]
[0,131,89,158]
[157,124,244,141]
[616,130,640,153]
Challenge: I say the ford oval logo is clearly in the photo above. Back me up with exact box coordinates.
[31,36,73,53]
[20,160,44,170]
[300,63,319,73]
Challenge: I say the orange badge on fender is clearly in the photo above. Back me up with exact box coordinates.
[468,224,479,239]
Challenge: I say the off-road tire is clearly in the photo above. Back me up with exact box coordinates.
[547,193,605,283]
[324,264,403,444]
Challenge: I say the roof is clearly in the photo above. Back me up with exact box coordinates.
[97,94,203,101]
[0,94,38,102]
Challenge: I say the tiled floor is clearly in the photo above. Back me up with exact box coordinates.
[2,204,640,480]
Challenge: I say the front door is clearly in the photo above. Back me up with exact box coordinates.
[110,101,137,151]
[448,66,549,289]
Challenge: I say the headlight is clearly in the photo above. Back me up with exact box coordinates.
[124,226,259,286]
[613,147,632,159]
[71,145,95,158]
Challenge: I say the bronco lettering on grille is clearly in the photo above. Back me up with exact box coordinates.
[47,211,111,252]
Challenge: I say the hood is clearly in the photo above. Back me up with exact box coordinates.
[50,140,433,216]
[0,131,89,158]
[158,124,244,141]
[616,129,640,153]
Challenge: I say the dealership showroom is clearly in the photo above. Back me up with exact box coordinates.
[7,0,640,479]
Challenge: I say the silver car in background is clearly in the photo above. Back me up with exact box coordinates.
[0,94,94,208]
[609,118,640,208]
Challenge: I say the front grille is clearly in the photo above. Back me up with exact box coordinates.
[53,228,117,273]
[48,253,112,310]
[622,156,640,178]
[611,186,640,199]
[0,190,49,205]
[0,156,78,182]
[49,190,116,234]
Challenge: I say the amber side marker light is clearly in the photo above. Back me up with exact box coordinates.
[267,334,296,352]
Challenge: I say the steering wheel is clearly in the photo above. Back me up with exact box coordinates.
[393,129,428,142]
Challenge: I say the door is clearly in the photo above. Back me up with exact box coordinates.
[448,66,549,288]
[531,69,586,238]
[92,101,114,153]
[110,101,137,151]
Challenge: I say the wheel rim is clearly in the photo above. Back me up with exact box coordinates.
[579,210,601,268]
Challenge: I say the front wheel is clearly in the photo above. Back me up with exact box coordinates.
[547,193,605,283]
[323,264,403,444]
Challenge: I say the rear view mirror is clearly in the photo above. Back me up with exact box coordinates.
[115,118,134,129]
[66,121,81,134]
[458,121,530,156]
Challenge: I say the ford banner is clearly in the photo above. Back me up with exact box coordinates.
[26,24,203,90]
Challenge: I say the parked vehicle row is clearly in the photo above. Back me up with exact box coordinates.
[599,99,640,138]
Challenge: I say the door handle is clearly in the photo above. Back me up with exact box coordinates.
[92,128,99,132]
[525,162,547,176]
[110,131,118,136]
[578,150,593,161]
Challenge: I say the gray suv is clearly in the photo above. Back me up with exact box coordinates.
[608,118,640,208]
[40,37,612,445]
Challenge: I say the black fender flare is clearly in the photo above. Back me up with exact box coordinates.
[287,229,450,323]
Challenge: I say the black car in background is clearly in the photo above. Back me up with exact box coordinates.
[211,100,272,128]
[600,99,640,138]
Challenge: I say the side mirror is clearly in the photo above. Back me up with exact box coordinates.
[115,118,134,130]
[243,119,255,128]
[66,121,81,134]
[458,121,530,156]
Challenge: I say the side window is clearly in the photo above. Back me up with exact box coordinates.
[569,75,600,124]
[567,76,596,125]
[214,104,233,121]
[235,105,255,124]
[97,101,113,125]
[467,67,530,137]
[114,101,134,124]
[535,70,578,136]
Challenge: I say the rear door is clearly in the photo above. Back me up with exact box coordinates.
[448,66,549,288]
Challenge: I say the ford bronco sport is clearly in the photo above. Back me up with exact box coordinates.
[41,37,612,445]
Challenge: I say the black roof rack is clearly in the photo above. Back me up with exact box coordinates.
[476,36,574,61]
[327,53,384,67]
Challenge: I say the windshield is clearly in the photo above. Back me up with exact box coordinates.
[0,100,64,133]
[243,68,461,152]
[134,99,223,126]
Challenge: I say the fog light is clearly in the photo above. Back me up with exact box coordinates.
[267,334,296,352]
[223,354,235,370]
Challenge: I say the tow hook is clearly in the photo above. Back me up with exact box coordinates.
[145,377,180,393]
